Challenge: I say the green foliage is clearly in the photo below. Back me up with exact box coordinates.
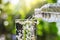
[36,19,44,36]
[1,0,59,40]
[49,22,58,35]
[36,19,58,36]
[36,18,58,40]
[44,21,50,34]
[0,0,1,4]
[47,0,57,3]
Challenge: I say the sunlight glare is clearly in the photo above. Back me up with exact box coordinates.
[25,0,34,7]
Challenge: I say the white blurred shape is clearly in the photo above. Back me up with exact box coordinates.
[0,35,5,40]
[57,0,60,3]
[4,21,9,26]
[2,0,9,4]
[9,0,19,5]
[56,22,60,36]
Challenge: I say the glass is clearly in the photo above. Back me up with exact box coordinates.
[15,19,37,40]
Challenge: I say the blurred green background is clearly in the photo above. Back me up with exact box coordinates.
[0,0,60,40]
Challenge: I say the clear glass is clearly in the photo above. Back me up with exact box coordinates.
[15,19,37,40]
